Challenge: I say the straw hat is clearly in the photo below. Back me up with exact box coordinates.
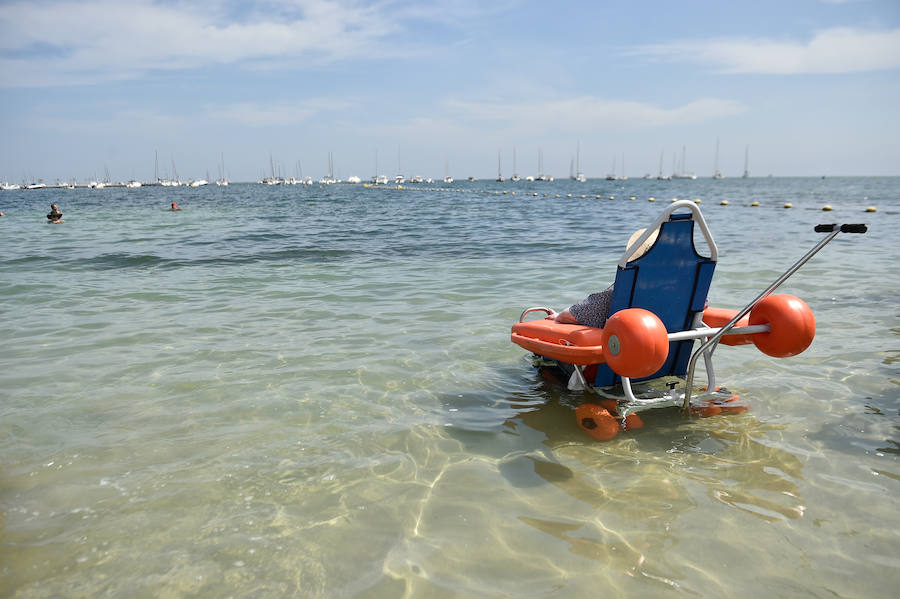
[626,228,659,260]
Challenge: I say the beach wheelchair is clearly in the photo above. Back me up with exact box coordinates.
[511,200,866,440]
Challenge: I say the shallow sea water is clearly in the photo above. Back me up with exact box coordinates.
[1,177,898,597]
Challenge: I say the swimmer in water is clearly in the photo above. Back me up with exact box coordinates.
[171,201,180,211]
[47,203,64,223]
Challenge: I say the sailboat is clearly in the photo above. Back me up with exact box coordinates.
[496,151,505,182]
[672,146,697,179]
[216,153,229,186]
[656,150,670,180]
[152,150,162,186]
[371,150,389,184]
[443,159,453,184]
[605,155,617,180]
[320,152,338,184]
[618,152,628,181]
[742,145,750,178]
[294,160,312,185]
[259,152,279,185]
[535,148,551,181]
[571,142,586,182]
[394,147,405,184]
[190,169,209,187]
[510,147,521,181]
[158,155,179,186]
[712,138,724,179]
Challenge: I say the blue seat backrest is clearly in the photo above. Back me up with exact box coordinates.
[593,213,716,387]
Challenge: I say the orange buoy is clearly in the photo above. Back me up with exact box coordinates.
[598,399,618,412]
[596,399,644,430]
[720,397,749,414]
[691,402,723,417]
[749,294,816,357]
[575,404,619,441]
[622,413,644,430]
[601,308,669,378]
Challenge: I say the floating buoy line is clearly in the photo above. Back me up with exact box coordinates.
[359,183,879,212]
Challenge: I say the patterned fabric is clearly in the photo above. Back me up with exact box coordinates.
[568,285,614,328]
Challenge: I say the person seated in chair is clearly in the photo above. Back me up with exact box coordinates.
[547,228,658,327]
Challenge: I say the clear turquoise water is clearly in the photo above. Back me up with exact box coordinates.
[1,178,897,597]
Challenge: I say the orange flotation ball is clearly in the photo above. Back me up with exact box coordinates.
[749,294,816,357]
[575,404,619,441]
[622,413,644,430]
[601,308,669,378]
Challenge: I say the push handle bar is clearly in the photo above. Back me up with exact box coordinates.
[682,222,866,412]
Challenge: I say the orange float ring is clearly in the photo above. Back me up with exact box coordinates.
[749,294,816,357]
[575,404,619,441]
[601,308,669,378]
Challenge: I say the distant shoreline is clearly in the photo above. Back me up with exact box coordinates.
[1,174,897,191]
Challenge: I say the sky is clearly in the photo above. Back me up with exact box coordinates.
[1,0,898,183]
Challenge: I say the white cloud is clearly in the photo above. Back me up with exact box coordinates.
[628,27,900,74]
[207,99,353,126]
[442,97,747,132]
[0,0,414,87]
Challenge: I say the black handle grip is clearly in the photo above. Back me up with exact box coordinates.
[815,224,868,234]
